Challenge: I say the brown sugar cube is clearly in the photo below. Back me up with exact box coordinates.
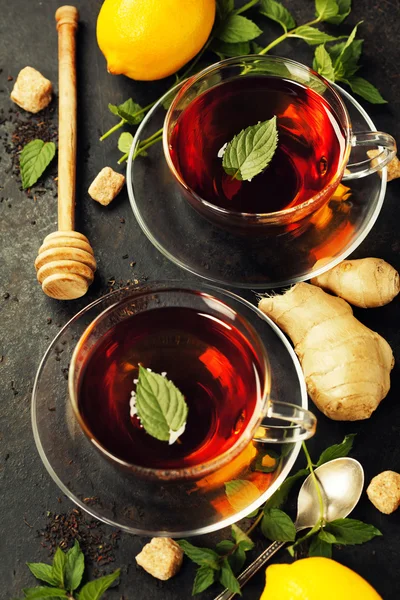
[88,167,125,206]
[367,149,400,182]
[135,537,183,581]
[10,67,52,113]
[367,470,400,514]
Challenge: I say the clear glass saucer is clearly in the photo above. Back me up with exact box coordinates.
[32,284,307,537]
[127,82,387,289]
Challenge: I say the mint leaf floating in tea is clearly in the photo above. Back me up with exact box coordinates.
[20,139,56,189]
[134,365,188,444]
[221,116,278,182]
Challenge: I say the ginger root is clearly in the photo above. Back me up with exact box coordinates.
[311,258,399,308]
[258,283,394,421]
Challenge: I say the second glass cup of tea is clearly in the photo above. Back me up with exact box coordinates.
[163,55,396,232]
[68,283,316,481]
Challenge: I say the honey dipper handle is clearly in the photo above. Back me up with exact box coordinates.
[55,6,79,231]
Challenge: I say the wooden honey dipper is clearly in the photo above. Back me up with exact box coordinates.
[35,6,96,300]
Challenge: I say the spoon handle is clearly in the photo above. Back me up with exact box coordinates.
[55,6,79,232]
[213,540,285,600]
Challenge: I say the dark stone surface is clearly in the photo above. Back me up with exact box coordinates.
[1,0,399,598]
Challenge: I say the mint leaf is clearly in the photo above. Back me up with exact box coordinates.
[216,0,234,21]
[293,26,341,45]
[264,468,309,509]
[260,0,296,31]
[318,530,337,543]
[331,39,363,79]
[178,540,220,569]
[108,98,143,125]
[216,540,236,555]
[20,139,56,189]
[313,45,335,81]
[315,0,339,21]
[26,564,58,587]
[327,0,351,24]
[309,535,332,558]
[225,480,261,511]
[232,524,254,551]
[261,508,296,542]
[346,77,387,104]
[77,570,120,600]
[326,518,382,544]
[135,365,188,443]
[316,434,356,467]
[222,116,278,181]
[210,39,251,57]
[219,559,241,595]
[217,15,262,43]
[23,588,67,598]
[192,566,216,595]
[228,546,247,574]
[65,541,85,592]
[118,132,134,154]
[52,548,66,589]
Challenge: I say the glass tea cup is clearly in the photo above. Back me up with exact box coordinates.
[68,282,316,482]
[163,55,396,233]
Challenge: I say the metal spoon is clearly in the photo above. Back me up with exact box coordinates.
[214,457,364,600]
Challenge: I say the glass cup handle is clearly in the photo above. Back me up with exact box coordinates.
[342,131,397,180]
[253,400,317,443]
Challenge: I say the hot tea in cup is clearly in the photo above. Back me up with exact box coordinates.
[164,56,396,231]
[69,285,316,480]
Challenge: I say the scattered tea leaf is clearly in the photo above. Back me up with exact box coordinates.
[192,566,216,595]
[178,540,220,569]
[261,508,296,542]
[225,480,261,511]
[219,559,241,595]
[316,434,356,467]
[313,44,335,81]
[222,116,278,181]
[217,15,262,43]
[65,540,85,593]
[346,77,387,104]
[259,0,296,31]
[325,518,382,544]
[309,535,333,558]
[25,564,58,587]
[135,365,188,443]
[20,139,56,189]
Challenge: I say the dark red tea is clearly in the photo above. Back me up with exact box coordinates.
[169,76,346,214]
[77,306,264,470]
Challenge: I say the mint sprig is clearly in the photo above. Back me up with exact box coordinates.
[17,541,120,600]
[135,365,188,444]
[222,116,278,181]
[180,433,382,596]
[20,139,56,189]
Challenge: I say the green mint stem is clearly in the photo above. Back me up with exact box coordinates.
[234,0,260,16]
[302,441,325,525]
[119,128,163,163]
[100,118,125,141]
[258,17,321,54]
[100,101,156,141]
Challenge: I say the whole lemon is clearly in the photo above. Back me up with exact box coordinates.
[97,0,216,81]
[260,557,382,600]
